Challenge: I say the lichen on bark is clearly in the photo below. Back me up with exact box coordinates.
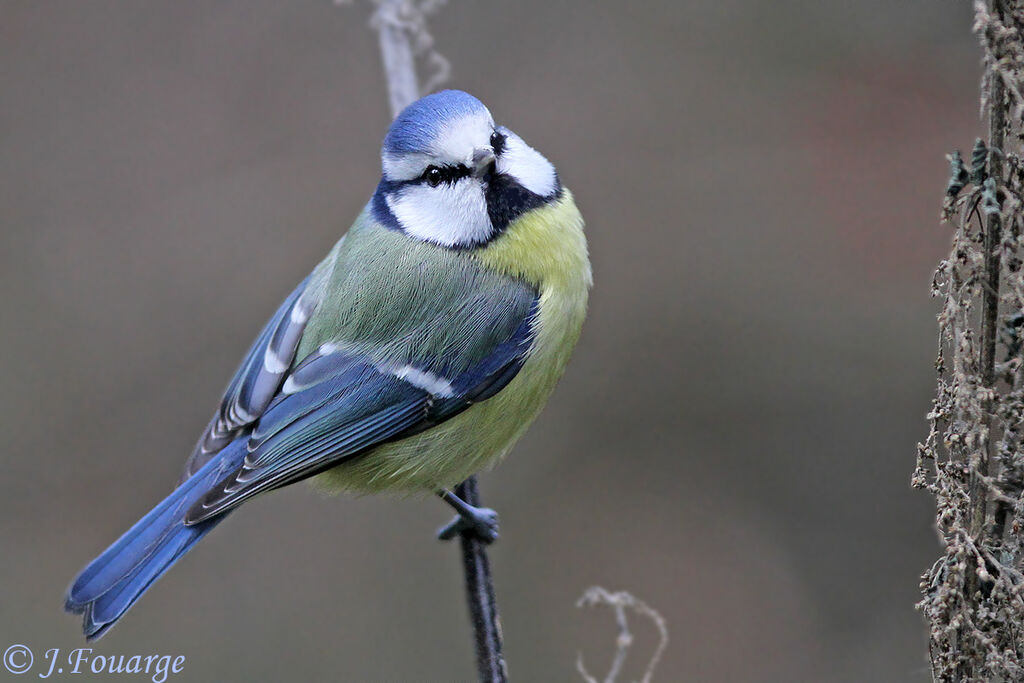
[916,2,1024,680]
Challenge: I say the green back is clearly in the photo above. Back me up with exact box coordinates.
[297,210,536,374]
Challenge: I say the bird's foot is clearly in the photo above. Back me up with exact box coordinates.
[437,507,499,543]
[437,490,500,544]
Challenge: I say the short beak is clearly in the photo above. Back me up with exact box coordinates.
[471,147,496,178]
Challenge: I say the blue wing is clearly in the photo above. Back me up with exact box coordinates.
[66,279,536,638]
[180,276,318,481]
[185,297,538,523]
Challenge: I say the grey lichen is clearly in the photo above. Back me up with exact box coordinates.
[916,2,1024,680]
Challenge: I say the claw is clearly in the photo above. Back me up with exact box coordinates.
[437,507,499,543]
[436,489,500,543]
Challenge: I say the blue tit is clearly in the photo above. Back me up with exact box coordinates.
[65,90,591,639]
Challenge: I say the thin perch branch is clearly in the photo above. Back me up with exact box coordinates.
[358,2,507,681]
[455,477,508,682]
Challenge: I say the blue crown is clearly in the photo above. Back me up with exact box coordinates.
[383,90,491,157]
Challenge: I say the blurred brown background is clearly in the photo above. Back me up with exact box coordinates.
[0,1,980,681]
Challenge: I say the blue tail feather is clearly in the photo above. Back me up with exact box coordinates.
[65,439,248,639]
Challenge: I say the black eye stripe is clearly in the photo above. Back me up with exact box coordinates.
[490,131,507,155]
[421,164,470,187]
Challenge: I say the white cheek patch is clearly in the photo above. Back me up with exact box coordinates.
[386,181,493,247]
[496,132,557,197]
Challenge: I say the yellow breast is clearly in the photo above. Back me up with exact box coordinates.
[474,188,592,295]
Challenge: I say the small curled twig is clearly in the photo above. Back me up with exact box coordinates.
[576,587,668,683]
[338,0,450,116]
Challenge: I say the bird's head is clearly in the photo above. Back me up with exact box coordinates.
[372,90,561,249]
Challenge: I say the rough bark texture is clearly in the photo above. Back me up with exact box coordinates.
[915,1,1024,679]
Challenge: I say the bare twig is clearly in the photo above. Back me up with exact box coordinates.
[341,0,450,117]
[346,2,506,681]
[455,477,508,682]
[576,587,668,683]
[370,0,420,116]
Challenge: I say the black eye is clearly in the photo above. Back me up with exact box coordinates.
[490,131,507,155]
[424,166,443,187]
